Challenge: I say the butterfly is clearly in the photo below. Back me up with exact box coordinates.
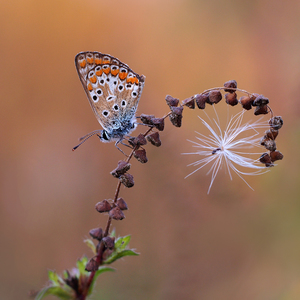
[74,51,145,150]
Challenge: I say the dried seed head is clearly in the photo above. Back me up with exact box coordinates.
[269,116,283,130]
[252,94,269,106]
[239,95,253,110]
[117,197,128,210]
[151,118,165,131]
[134,134,147,146]
[225,92,238,106]
[265,128,278,140]
[208,90,222,104]
[109,207,125,220]
[103,249,113,261]
[263,139,276,151]
[102,236,115,249]
[111,160,131,178]
[169,106,183,127]
[224,80,237,93]
[134,149,148,163]
[140,114,155,125]
[182,96,195,109]
[270,150,284,162]
[260,135,269,146]
[95,200,112,213]
[259,153,274,167]
[254,105,269,115]
[165,95,179,107]
[195,93,209,109]
[64,270,79,291]
[89,228,103,240]
[85,257,99,272]
[147,132,161,147]
[119,173,134,188]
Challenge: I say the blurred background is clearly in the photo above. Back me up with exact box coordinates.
[1,0,300,299]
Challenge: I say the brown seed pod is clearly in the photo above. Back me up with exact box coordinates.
[263,139,276,151]
[119,173,134,188]
[95,200,112,213]
[111,160,131,178]
[102,236,115,249]
[259,153,274,167]
[89,228,103,240]
[133,149,148,163]
[270,150,284,162]
[169,106,183,127]
[254,105,268,115]
[224,80,237,93]
[147,132,161,147]
[252,94,269,106]
[208,90,222,104]
[265,128,278,140]
[225,92,238,106]
[134,134,147,146]
[165,95,179,107]
[260,135,269,146]
[239,95,253,110]
[151,117,165,131]
[109,207,125,220]
[269,116,283,130]
[117,198,128,210]
[195,93,209,109]
[140,114,155,125]
[85,257,100,272]
[182,96,195,109]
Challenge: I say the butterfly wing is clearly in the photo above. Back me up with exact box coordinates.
[75,51,145,135]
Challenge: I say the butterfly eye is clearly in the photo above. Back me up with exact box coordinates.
[102,110,109,117]
[121,100,126,107]
[101,130,109,141]
[113,104,119,111]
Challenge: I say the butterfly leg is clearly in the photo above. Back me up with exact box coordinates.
[115,139,128,156]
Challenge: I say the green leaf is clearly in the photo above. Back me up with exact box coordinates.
[48,270,65,286]
[84,238,96,255]
[115,235,131,251]
[76,256,89,275]
[87,266,115,295]
[35,286,73,300]
[103,249,139,264]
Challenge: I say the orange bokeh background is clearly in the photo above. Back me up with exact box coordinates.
[1,0,300,299]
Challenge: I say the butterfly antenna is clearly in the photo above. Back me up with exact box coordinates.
[72,130,101,151]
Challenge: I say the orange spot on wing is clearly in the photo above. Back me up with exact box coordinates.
[119,72,128,80]
[111,69,119,76]
[135,78,139,84]
[95,69,103,76]
[103,67,110,75]
[95,58,102,65]
[102,59,110,64]
[90,75,97,84]
[87,83,93,91]
[87,57,94,64]
[79,60,86,68]
[126,77,136,84]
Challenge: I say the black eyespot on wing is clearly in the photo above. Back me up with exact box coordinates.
[103,110,109,117]
[100,79,104,84]
[118,85,124,91]
[93,95,98,101]
[113,104,119,111]
[121,100,126,107]
[126,84,132,88]
[132,91,137,97]
[106,78,110,82]
[114,81,117,85]
[96,89,102,95]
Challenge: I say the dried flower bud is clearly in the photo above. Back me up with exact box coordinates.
[252,94,269,106]
[103,249,113,261]
[134,134,147,146]
[109,207,125,220]
[134,149,148,163]
[117,197,128,210]
[259,153,274,167]
[95,200,112,213]
[265,128,278,140]
[254,105,269,115]
[225,92,238,106]
[119,173,134,188]
[151,118,165,131]
[85,257,99,272]
[270,150,284,162]
[147,132,161,147]
[165,95,179,107]
[102,236,115,249]
[208,90,222,104]
[64,271,79,291]
[269,116,283,130]
[140,114,155,125]
[111,160,131,178]
[260,135,269,146]
[195,93,209,109]
[182,96,195,109]
[89,228,103,240]
[169,106,183,127]
[239,95,253,110]
[263,139,276,151]
[224,80,237,93]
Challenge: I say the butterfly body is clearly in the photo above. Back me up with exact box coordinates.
[75,51,145,143]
